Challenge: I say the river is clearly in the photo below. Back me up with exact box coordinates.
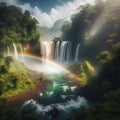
[18,56,87,120]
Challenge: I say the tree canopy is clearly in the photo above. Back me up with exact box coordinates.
[0,3,40,48]
[61,0,120,61]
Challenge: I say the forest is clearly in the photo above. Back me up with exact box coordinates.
[0,2,40,48]
[66,0,120,119]
[0,0,120,120]
[0,3,46,120]
[62,0,120,61]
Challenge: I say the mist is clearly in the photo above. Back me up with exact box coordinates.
[61,0,120,61]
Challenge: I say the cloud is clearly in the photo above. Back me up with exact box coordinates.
[0,0,95,28]
[0,0,19,5]
[31,0,95,28]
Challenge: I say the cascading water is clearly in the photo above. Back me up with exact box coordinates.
[41,41,80,64]
[7,46,10,56]
[21,74,87,120]
[19,43,24,61]
[13,43,18,59]
[59,41,67,62]
[5,43,24,61]
[4,42,86,120]
[74,43,80,62]
[5,41,80,65]
[55,41,60,61]
[62,42,68,62]
[66,42,72,62]
[41,41,53,60]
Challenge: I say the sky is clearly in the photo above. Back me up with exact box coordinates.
[0,0,95,28]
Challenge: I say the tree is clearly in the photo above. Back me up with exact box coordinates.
[97,51,112,64]
[0,4,40,47]
[4,56,13,66]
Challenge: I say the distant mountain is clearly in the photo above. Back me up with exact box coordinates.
[52,19,65,29]
[37,19,70,41]
[37,25,62,41]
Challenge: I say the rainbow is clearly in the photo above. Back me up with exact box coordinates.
[19,54,76,77]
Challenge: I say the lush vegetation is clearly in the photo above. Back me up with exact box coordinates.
[68,41,120,120]
[0,55,35,98]
[0,2,40,49]
[70,61,96,86]
[0,3,46,120]
[0,55,48,120]
[0,0,120,119]
[66,0,120,119]
[0,55,35,119]
[61,0,120,61]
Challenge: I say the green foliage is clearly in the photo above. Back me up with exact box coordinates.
[83,61,96,77]
[68,4,120,116]
[111,42,120,55]
[20,105,38,120]
[76,72,88,86]
[70,41,120,120]
[0,56,13,74]
[69,106,93,120]
[70,90,120,120]
[70,61,96,86]
[62,0,120,61]
[62,3,102,42]
[0,97,19,120]
[0,4,40,47]
[97,50,112,64]
[0,56,47,120]
[0,71,35,98]
[53,37,61,43]
[4,56,13,66]
[0,56,35,98]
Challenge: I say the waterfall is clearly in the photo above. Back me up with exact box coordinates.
[4,41,80,64]
[41,41,53,60]
[66,42,72,62]
[19,43,24,56]
[59,41,67,62]
[5,43,24,61]
[13,43,18,59]
[7,46,10,56]
[19,43,24,61]
[40,40,80,64]
[55,41,60,61]
[75,43,80,62]
[63,42,68,62]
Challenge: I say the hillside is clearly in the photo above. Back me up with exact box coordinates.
[68,42,120,120]
[69,61,96,86]
[0,56,47,99]
[66,1,120,119]
[61,0,120,61]
[0,3,40,50]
